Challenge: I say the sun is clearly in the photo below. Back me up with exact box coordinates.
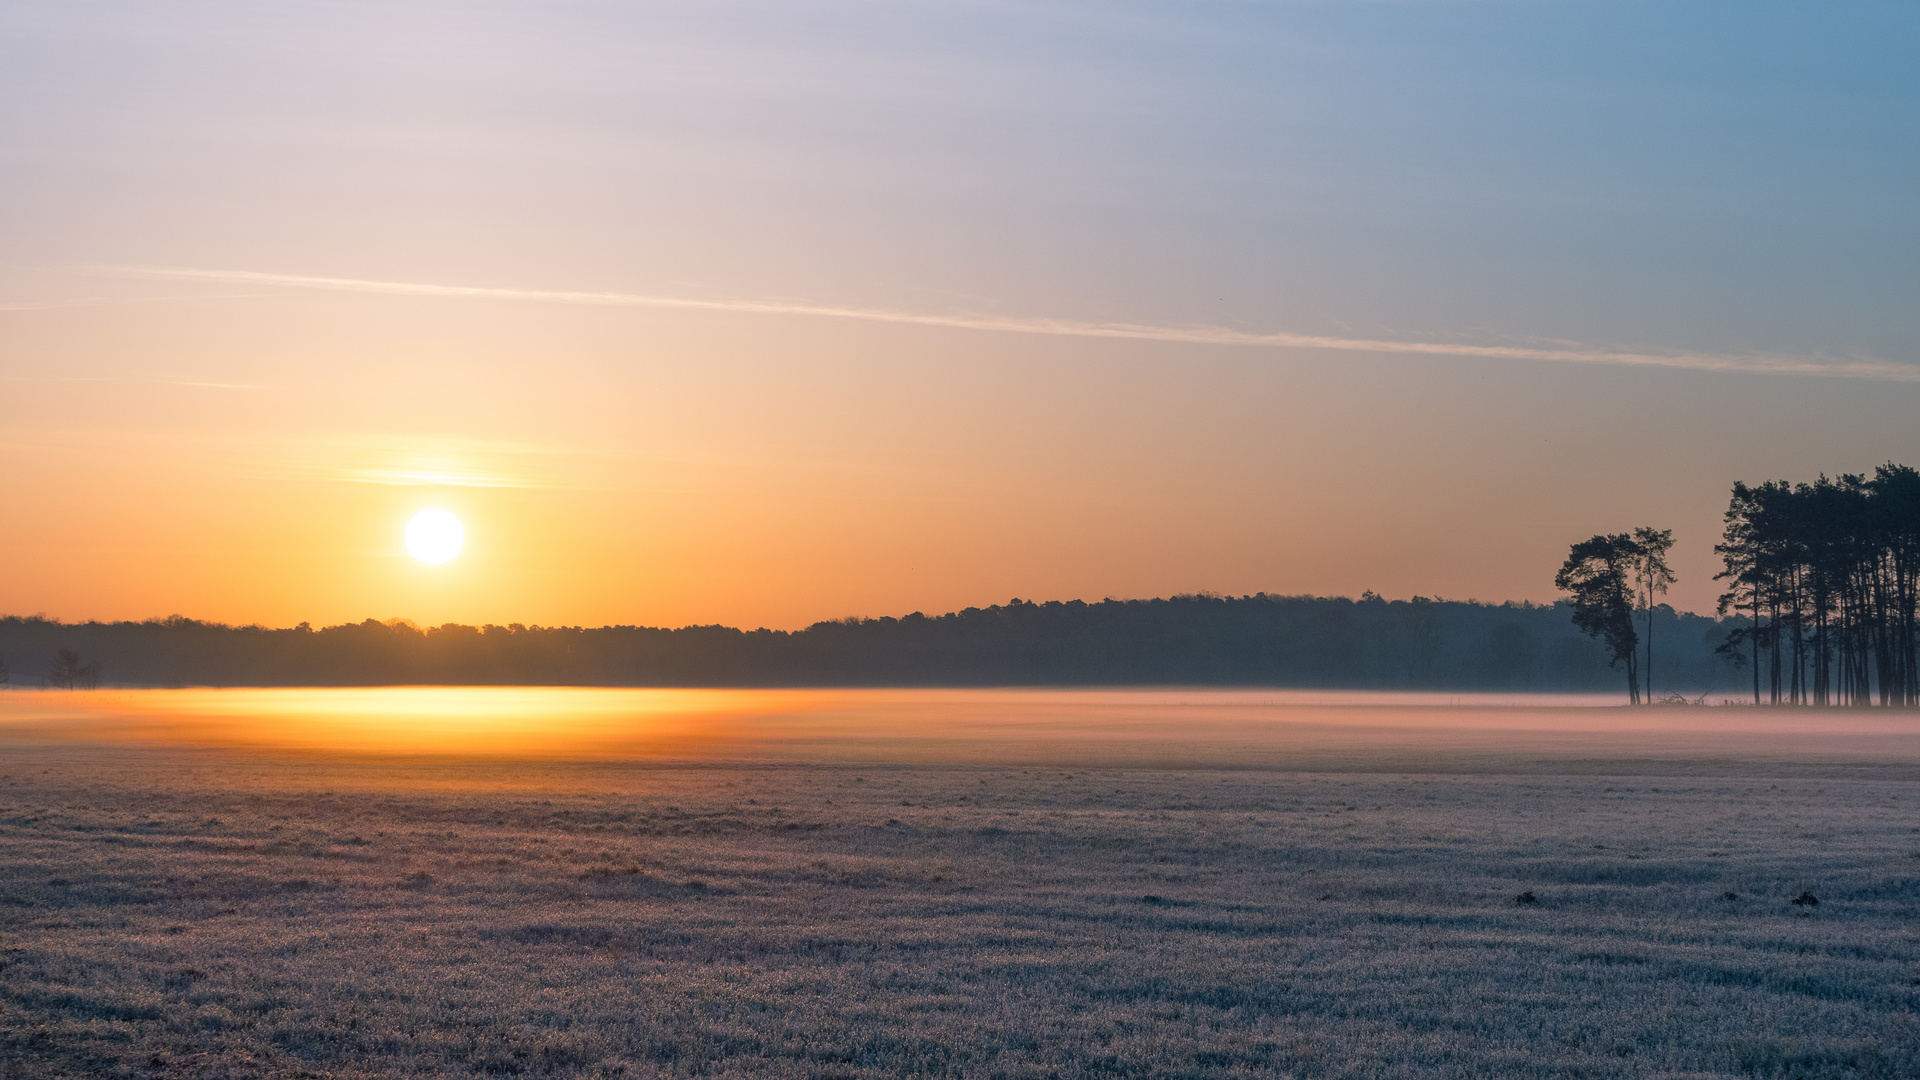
[404,508,465,564]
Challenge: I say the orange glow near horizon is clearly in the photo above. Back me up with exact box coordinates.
[6,688,1919,769]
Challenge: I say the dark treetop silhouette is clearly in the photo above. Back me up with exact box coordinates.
[1556,533,1650,704]
[1714,463,1920,707]
[1555,528,1677,705]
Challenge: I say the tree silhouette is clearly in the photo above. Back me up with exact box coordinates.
[1714,481,1771,704]
[1631,527,1676,701]
[0,654,9,688]
[46,648,99,690]
[1556,534,1642,704]
[1713,465,1920,707]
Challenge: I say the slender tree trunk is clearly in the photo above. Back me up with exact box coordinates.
[1855,574,1873,706]
[1794,569,1806,705]
[1816,603,1830,707]
[1901,549,1917,707]
[1853,569,1871,706]
[1812,600,1823,707]
[1875,559,1894,706]
[1645,596,1654,703]
[1770,593,1783,705]
[1793,574,1805,706]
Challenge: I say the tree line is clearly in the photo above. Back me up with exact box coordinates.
[1714,464,1920,707]
[1559,462,1920,707]
[0,593,1744,691]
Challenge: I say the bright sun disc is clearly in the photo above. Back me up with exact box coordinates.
[404,509,465,564]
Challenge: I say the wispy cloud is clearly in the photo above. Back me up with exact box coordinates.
[260,435,537,489]
[0,298,139,313]
[0,293,273,313]
[0,375,269,390]
[284,434,619,490]
[103,265,1919,382]
[0,427,601,490]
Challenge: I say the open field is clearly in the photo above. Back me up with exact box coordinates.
[2,690,1918,1078]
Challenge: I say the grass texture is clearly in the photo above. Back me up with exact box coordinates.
[1,751,1916,1078]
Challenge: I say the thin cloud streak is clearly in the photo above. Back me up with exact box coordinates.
[0,375,269,391]
[105,265,1918,382]
[0,294,276,313]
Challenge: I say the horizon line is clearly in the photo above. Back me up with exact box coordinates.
[98,265,1920,382]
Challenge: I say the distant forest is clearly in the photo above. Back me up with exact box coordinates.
[0,594,1744,691]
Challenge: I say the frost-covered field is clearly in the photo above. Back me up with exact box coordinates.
[1,692,1918,1078]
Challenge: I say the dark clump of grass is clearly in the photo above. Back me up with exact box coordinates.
[580,864,648,880]
[1791,890,1819,906]
[1725,891,1739,901]
[1516,890,1538,905]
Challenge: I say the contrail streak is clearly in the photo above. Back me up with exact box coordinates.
[103,265,1918,382]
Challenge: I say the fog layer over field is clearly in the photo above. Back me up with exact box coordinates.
[5,688,1918,770]
[1,691,1916,1078]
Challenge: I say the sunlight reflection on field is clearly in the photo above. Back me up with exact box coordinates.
[2,688,1917,769]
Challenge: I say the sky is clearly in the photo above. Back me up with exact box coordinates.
[2,0,1917,631]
